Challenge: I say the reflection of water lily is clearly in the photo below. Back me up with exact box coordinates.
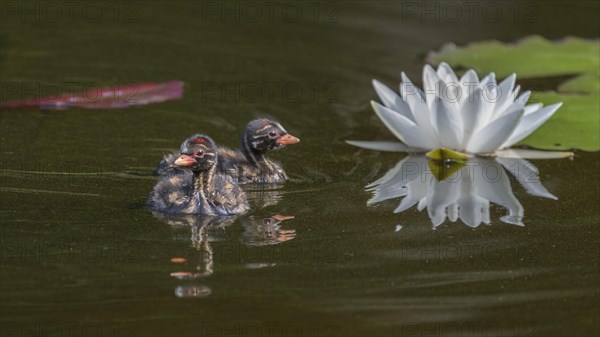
[368,155,556,228]
[347,63,571,159]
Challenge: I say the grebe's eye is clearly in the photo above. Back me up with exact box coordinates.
[268,131,278,138]
[195,150,204,158]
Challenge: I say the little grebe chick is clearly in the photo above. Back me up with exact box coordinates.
[218,118,300,184]
[155,119,299,184]
[148,135,249,215]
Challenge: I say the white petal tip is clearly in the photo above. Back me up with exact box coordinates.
[495,149,574,159]
[345,140,413,152]
[437,62,451,69]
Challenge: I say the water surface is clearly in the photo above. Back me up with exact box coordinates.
[1,1,599,336]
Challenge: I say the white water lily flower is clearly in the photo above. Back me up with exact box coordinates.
[347,63,570,159]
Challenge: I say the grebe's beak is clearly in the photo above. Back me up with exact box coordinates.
[276,134,300,145]
[174,154,196,167]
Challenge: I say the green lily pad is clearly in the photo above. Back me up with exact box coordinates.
[428,36,600,151]
[429,36,599,80]
[559,72,600,94]
[524,92,599,151]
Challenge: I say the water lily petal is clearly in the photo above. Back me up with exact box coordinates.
[481,201,491,225]
[400,72,438,140]
[467,107,524,153]
[500,215,525,227]
[395,179,429,213]
[458,194,489,228]
[366,157,428,206]
[461,87,494,147]
[447,203,459,222]
[516,90,532,105]
[472,159,524,225]
[479,73,498,112]
[497,158,558,200]
[502,103,562,148]
[372,80,416,123]
[459,71,479,105]
[372,102,438,149]
[460,69,479,85]
[427,178,460,228]
[430,213,446,228]
[346,140,415,152]
[367,156,428,189]
[447,166,487,228]
[493,74,517,116]
[423,65,442,107]
[436,62,459,84]
[512,85,521,100]
[431,97,464,149]
[495,149,573,159]
[368,184,407,205]
[524,103,543,116]
[394,197,419,213]
[417,197,427,211]
[491,90,532,122]
[480,72,496,89]
[401,72,425,100]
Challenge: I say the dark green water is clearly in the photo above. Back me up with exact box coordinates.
[1,1,599,336]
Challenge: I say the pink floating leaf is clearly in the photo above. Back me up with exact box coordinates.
[0,80,184,110]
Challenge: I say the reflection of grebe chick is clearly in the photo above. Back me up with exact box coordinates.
[156,119,299,184]
[171,221,214,280]
[148,135,249,215]
[151,212,237,281]
[151,211,236,245]
[241,215,296,246]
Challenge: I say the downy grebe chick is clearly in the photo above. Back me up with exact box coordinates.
[218,118,300,184]
[148,135,249,215]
